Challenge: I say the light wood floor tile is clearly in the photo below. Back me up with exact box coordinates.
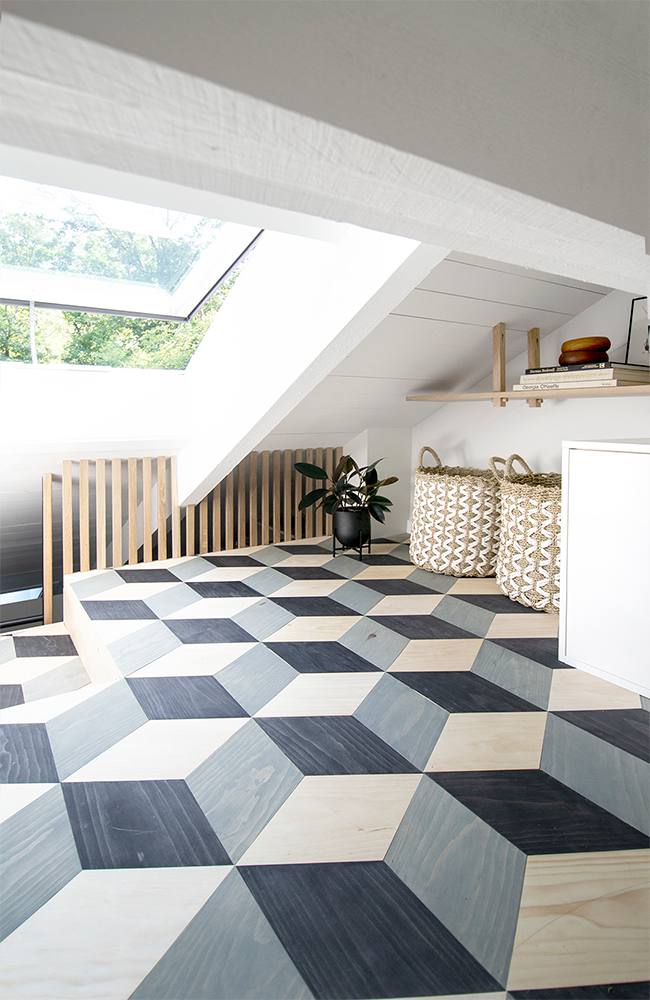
[0,783,57,823]
[447,579,502,595]
[0,656,80,684]
[0,867,231,1000]
[369,595,444,616]
[255,673,382,717]
[366,543,400,554]
[425,712,547,771]
[508,850,650,991]
[163,598,261,619]
[239,773,422,865]
[355,566,414,579]
[63,719,248,781]
[88,583,176,602]
[548,669,641,711]
[388,639,483,672]
[265,617,361,642]
[183,566,263,582]
[129,643,257,677]
[270,580,346,598]
[275,555,333,567]
[486,614,560,639]
[89,620,154,643]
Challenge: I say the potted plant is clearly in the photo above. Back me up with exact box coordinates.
[294,454,398,550]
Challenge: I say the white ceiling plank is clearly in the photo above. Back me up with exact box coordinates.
[394,288,574,333]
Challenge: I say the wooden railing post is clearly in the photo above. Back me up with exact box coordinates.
[171,456,181,558]
[42,473,53,624]
[248,452,258,547]
[62,460,73,576]
[96,459,106,570]
[294,449,303,539]
[157,456,167,560]
[112,458,123,567]
[142,457,153,562]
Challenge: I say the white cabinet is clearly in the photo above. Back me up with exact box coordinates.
[559,439,650,697]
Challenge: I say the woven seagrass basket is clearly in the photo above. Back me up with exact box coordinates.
[409,446,501,577]
[489,454,562,613]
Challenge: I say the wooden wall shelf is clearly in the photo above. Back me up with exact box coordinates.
[407,385,650,403]
[406,323,649,407]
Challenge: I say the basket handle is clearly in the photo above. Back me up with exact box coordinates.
[488,456,507,480]
[417,446,442,470]
[504,454,534,479]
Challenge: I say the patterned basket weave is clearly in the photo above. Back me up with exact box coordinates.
[409,446,501,577]
[490,454,562,614]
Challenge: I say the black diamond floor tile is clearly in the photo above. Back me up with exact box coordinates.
[0,723,59,782]
[486,636,565,669]
[255,716,419,774]
[186,580,261,598]
[395,671,539,713]
[115,568,180,583]
[164,619,256,643]
[13,634,77,657]
[454,593,541,614]
[239,861,501,999]
[430,770,650,854]
[553,708,650,762]
[269,597,359,617]
[203,555,264,567]
[357,578,436,595]
[273,566,341,580]
[275,545,329,554]
[80,600,158,620]
[264,641,379,672]
[126,676,248,719]
[369,614,477,640]
[62,779,230,868]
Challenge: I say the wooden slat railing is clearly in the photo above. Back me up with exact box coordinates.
[43,447,342,623]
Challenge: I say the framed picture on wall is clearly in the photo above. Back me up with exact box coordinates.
[625,297,649,367]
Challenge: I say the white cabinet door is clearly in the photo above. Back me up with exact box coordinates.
[560,443,650,697]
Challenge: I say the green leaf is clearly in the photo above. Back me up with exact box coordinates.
[369,506,386,523]
[376,476,398,487]
[370,495,393,506]
[298,488,328,510]
[333,454,353,482]
[363,468,379,485]
[322,496,341,515]
[294,462,329,480]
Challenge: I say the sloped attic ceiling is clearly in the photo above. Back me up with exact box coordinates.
[258,251,613,451]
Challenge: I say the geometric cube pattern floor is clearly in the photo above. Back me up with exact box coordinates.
[1,537,648,999]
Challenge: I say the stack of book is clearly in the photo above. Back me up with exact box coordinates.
[512,362,650,392]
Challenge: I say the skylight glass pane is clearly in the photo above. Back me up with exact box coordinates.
[0,177,261,318]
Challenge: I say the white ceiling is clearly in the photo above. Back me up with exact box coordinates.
[259,251,611,449]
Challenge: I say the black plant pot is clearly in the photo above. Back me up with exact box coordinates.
[333,509,371,549]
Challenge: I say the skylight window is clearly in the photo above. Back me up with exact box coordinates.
[0,177,262,319]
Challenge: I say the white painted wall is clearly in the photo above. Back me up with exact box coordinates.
[410,292,650,503]
[178,228,439,504]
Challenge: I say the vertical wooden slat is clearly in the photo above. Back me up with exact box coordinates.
[261,451,270,545]
[112,458,123,567]
[128,457,138,564]
[42,473,53,624]
[95,460,106,570]
[142,457,152,562]
[313,447,324,537]
[79,459,90,572]
[185,504,196,556]
[157,456,167,560]
[324,447,334,537]
[199,496,209,553]
[225,470,235,550]
[304,448,314,538]
[248,452,258,547]
[237,458,247,548]
[212,484,222,551]
[170,455,181,558]
[492,321,507,407]
[272,450,281,543]
[293,448,303,539]
[283,450,292,543]
[526,327,543,408]
[62,459,74,576]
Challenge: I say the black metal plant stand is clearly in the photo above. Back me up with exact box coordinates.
[332,532,372,561]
